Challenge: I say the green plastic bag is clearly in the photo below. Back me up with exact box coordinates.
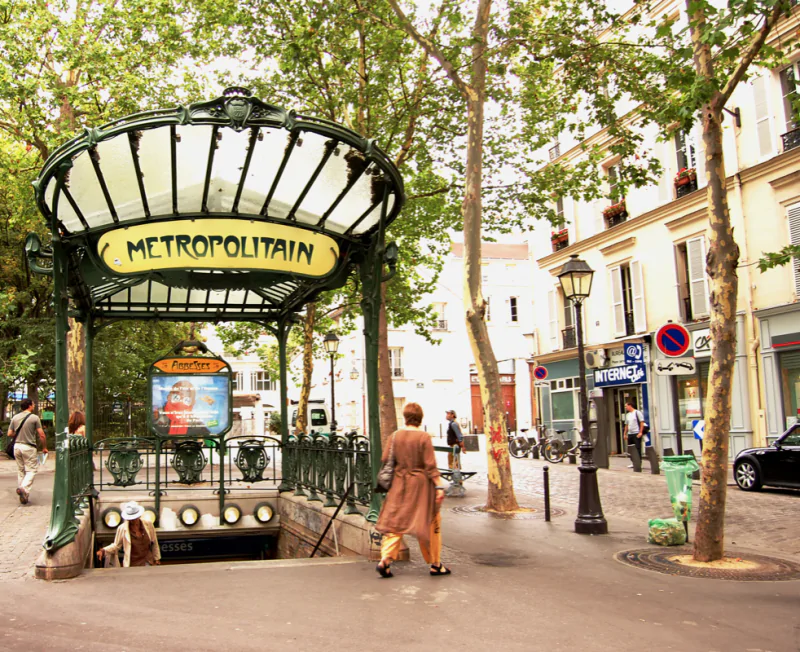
[648,518,687,546]
[661,455,700,523]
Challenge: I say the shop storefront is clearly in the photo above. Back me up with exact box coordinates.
[758,305,800,441]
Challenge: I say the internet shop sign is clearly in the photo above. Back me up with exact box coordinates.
[98,219,340,278]
[593,362,646,388]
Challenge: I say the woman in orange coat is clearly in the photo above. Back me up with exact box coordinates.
[375,402,450,578]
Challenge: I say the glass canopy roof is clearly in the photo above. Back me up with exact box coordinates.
[33,87,405,322]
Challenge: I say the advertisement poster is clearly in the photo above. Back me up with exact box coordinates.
[151,374,230,437]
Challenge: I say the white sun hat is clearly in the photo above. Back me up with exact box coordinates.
[120,501,145,521]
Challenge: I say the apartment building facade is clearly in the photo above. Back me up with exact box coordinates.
[529,3,800,458]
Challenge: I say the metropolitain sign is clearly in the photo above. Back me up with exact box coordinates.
[98,219,340,277]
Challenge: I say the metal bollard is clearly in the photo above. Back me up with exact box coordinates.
[543,466,551,522]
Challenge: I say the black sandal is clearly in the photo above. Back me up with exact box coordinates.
[376,561,393,578]
[430,564,451,576]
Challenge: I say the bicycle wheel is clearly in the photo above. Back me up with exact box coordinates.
[509,438,529,459]
[543,440,566,463]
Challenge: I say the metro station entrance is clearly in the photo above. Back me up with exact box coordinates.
[28,87,406,573]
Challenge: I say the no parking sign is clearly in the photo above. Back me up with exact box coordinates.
[533,366,548,381]
[655,323,691,358]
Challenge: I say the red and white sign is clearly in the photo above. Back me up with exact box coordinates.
[655,323,691,358]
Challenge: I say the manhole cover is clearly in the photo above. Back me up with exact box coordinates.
[615,548,800,582]
[450,504,566,520]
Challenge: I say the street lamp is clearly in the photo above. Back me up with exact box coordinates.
[323,333,340,434]
[557,254,607,535]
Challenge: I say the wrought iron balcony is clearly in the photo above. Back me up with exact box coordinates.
[675,177,698,198]
[552,238,569,252]
[782,127,800,153]
[562,326,577,349]
[605,211,628,229]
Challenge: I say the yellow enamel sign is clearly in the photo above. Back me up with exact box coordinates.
[98,219,340,277]
[153,358,228,374]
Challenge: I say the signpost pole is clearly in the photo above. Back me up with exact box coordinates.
[670,375,684,455]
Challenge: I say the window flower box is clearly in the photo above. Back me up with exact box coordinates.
[551,228,569,252]
[674,167,697,186]
[603,201,627,228]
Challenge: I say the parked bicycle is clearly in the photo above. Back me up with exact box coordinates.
[509,424,563,460]
[542,427,581,463]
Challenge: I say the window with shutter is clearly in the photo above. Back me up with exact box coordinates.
[674,130,696,170]
[686,237,709,318]
[780,65,800,132]
[548,289,559,350]
[753,76,774,158]
[788,203,800,297]
[631,260,647,333]
[609,266,626,337]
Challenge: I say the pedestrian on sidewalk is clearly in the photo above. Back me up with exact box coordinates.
[623,401,647,467]
[96,501,161,568]
[375,402,450,578]
[68,411,86,436]
[8,399,47,505]
[445,409,465,470]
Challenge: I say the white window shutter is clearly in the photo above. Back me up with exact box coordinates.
[687,237,709,318]
[753,76,773,158]
[548,289,559,350]
[788,203,800,297]
[609,266,625,337]
[631,260,647,333]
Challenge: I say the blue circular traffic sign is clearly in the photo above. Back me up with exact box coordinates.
[655,323,691,358]
[533,366,548,381]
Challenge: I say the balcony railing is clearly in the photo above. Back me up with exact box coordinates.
[434,319,448,330]
[552,238,569,252]
[605,211,628,229]
[391,368,404,378]
[562,326,577,349]
[675,177,698,198]
[782,127,800,153]
[624,311,635,337]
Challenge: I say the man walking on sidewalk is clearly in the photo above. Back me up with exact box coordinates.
[8,399,47,504]
[623,401,645,468]
[445,410,464,470]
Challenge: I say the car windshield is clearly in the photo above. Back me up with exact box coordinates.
[781,429,800,446]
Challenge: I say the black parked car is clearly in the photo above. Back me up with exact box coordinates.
[734,424,800,491]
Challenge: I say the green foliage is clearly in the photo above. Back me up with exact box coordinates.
[758,245,800,272]
[93,322,194,403]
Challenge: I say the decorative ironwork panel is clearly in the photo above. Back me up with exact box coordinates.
[171,441,207,484]
[782,128,800,153]
[676,178,698,198]
[235,439,270,483]
[106,446,144,487]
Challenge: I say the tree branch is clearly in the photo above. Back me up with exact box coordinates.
[383,0,474,99]
[716,3,784,109]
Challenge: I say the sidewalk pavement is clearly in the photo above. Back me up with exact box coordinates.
[0,454,54,581]
[1,493,799,652]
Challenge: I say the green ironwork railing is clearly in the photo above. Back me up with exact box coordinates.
[43,431,93,551]
[281,433,372,516]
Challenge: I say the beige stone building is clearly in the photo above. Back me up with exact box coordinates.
[528,3,800,459]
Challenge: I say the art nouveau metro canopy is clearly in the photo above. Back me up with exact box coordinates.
[32,87,405,322]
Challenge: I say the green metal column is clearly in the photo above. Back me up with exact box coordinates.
[360,191,390,523]
[43,229,78,551]
[277,317,292,491]
[84,319,94,447]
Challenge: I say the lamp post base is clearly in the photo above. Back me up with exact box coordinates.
[574,441,608,535]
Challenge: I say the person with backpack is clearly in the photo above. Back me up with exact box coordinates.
[623,401,648,468]
[7,399,47,504]
[445,410,465,470]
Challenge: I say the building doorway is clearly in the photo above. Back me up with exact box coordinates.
[612,386,641,454]
[470,380,517,434]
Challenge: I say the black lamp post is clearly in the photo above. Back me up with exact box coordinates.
[557,254,608,535]
[323,333,340,434]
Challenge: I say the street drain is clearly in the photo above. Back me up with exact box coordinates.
[615,548,800,582]
[450,505,566,520]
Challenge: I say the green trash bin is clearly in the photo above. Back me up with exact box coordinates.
[661,455,701,540]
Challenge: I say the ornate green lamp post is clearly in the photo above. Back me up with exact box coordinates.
[557,254,608,535]
[323,333,340,434]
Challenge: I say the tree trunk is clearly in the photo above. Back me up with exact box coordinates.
[295,303,315,435]
[27,375,40,409]
[67,318,86,415]
[692,104,738,562]
[687,6,739,561]
[378,282,397,447]
[462,0,518,512]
